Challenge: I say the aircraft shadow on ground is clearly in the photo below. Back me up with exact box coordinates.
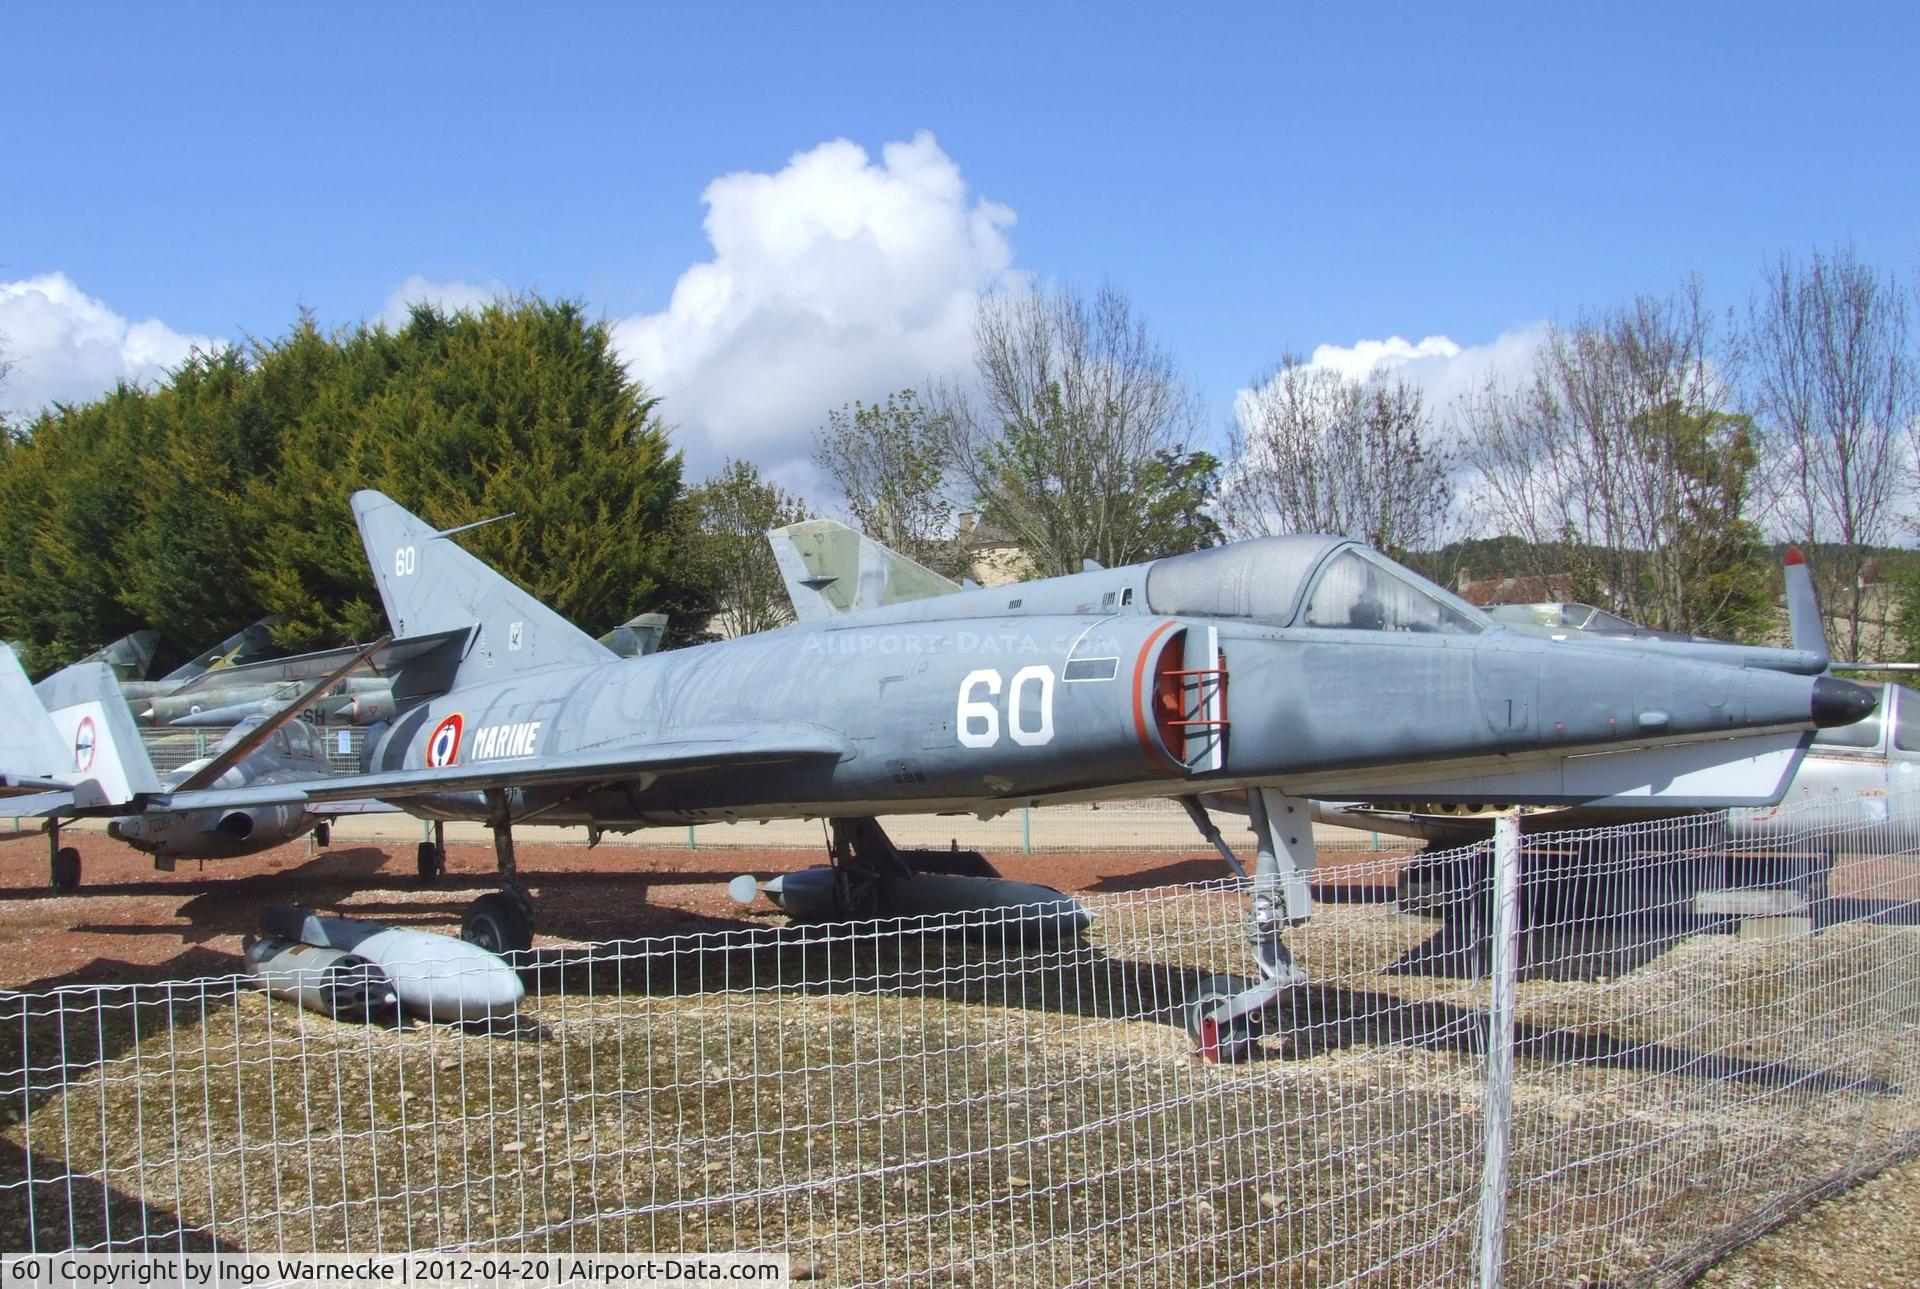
[1391,894,1920,983]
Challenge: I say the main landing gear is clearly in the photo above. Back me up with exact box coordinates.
[460,791,535,955]
[416,820,447,885]
[1179,789,1316,1062]
[47,819,81,893]
[413,804,535,954]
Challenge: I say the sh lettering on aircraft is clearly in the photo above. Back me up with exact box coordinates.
[957,667,1056,748]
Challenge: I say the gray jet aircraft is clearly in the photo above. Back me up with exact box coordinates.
[97,491,1877,1061]
[0,640,383,888]
[774,523,1894,919]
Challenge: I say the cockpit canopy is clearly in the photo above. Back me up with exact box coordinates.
[1145,535,1487,634]
[213,714,327,763]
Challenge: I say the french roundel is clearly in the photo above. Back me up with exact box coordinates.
[426,714,464,768]
[74,716,97,773]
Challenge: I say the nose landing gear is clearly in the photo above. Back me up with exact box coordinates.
[1181,789,1317,1062]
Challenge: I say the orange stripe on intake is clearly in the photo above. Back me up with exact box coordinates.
[1131,621,1183,775]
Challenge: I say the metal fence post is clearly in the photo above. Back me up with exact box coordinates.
[1477,815,1521,1289]
[1022,807,1032,854]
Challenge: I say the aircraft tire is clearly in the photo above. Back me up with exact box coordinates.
[462,892,533,955]
[51,847,81,893]
[416,842,445,885]
[1186,973,1262,1063]
[314,822,332,847]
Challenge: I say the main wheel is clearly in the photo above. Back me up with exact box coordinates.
[313,822,332,847]
[462,892,533,954]
[50,847,81,893]
[416,842,445,885]
[1186,973,1262,1063]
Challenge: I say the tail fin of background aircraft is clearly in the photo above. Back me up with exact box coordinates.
[598,613,669,658]
[767,519,962,622]
[1782,548,1829,670]
[0,646,76,787]
[28,654,161,804]
[162,618,286,683]
[351,491,613,693]
[80,629,161,682]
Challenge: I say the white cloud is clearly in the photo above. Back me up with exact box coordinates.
[379,275,508,328]
[1228,326,1552,542]
[0,273,218,420]
[1293,325,1550,429]
[610,131,1019,483]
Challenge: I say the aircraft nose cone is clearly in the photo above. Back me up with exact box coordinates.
[1811,676,1880,728]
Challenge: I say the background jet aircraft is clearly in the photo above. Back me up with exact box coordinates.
[105,714,351,866]
[129,492,1874,1061]
[157,612,665,729]
[0,640,382,889]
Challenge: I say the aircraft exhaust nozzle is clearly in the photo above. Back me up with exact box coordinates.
[244,935,399,1020]
[347,697,392,725]
[1811,676,1880,728]
[213,811,255,842]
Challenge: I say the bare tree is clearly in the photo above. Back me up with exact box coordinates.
[812,389,971,580]
[1745,245,1916,658]
[937,282,1214,577]
[1463,280,1770,639]
[1220,359,1452,554]
[688,458,809,639]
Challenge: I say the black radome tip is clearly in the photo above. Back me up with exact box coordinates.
[1811,676,1880,728]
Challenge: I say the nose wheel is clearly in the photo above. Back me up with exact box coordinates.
[1186,973,1264,1063]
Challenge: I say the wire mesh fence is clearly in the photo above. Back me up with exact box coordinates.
[3,788,1917,1284]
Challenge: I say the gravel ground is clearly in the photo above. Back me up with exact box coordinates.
[1695,1154,1920,1287]
[0,827,1914,1284]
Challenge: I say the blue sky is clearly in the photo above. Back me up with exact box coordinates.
[4,2,1916,486]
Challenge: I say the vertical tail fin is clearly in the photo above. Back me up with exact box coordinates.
[0,646,75,785]
[81,630,161,682]
[766,519,962,621]
[351,491,612,692]
[161,618,286,683]
[24,652,160,803]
